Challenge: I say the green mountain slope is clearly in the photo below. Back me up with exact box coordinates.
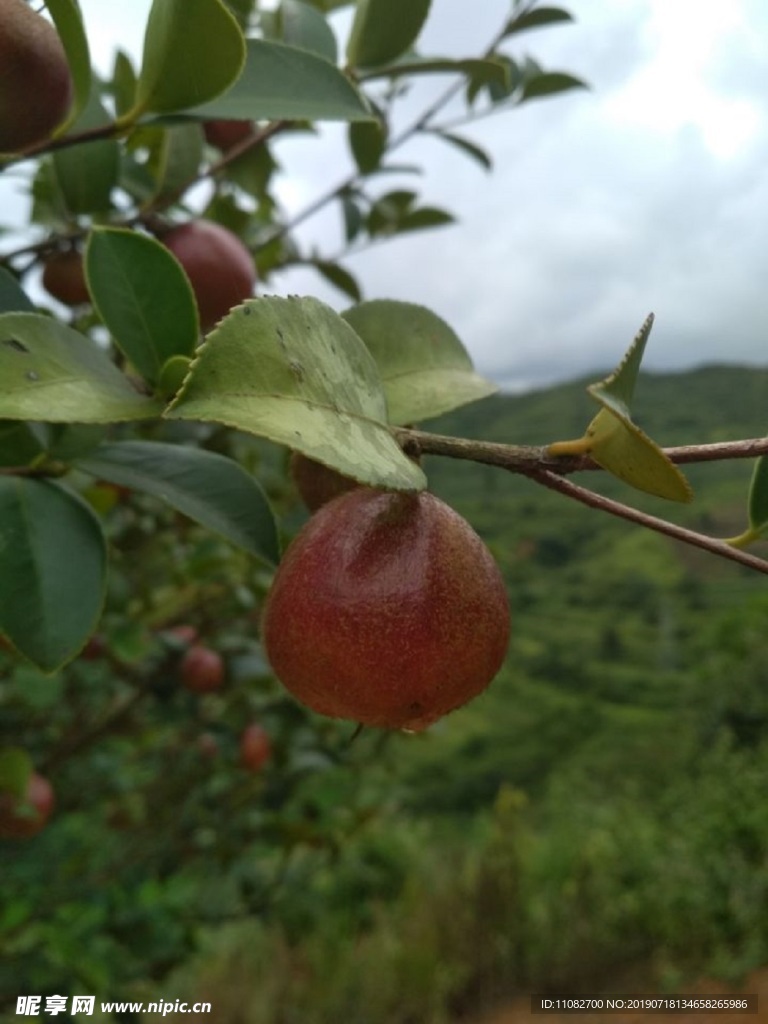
[397,365,768,814]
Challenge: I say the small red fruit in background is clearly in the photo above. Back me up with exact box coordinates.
[81,634,107,661]
[41,249,89,306]
[0,771,55,839]
[160,220,256,332]
[262,489,510,731]
[167,624,199,646]
[240,723,272,772]
[180,645,225,694]
[203,119,253,151]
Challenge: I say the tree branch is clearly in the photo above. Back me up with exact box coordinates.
[395,428,768,473]
[526,468,768,576]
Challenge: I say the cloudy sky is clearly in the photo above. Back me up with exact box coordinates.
[14,1,768,390]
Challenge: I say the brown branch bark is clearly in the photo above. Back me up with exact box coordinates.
[395,428,768,473]
[526,468,768,576]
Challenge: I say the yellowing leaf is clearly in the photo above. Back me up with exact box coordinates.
[586,406,693,503]
[548,314,693,502]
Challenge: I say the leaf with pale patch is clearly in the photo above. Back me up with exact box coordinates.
[0,313,164,423]
[166,296,425,492]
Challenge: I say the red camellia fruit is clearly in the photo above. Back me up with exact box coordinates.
[180,645,225,694]
[262,489,510,731]
[0,0,74,153]
[203,119,253,151]
[41,249,89,306]
[0,771,55,839]
[239,723,272,772]
[161,220,256,332]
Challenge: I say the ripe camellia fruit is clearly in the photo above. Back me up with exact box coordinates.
[262,489,510,731]
[290,451,360,512]
[0,0,74,152]
[0,771,55,839]
[240,723,272,772]
[160,220,256,331]
[180,645,225,694]
[203,119,253,151]
[41,249,89,306]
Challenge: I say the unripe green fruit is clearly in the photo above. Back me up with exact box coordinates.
[161,220,256,332]
[203,119,253,151]
[0,771,54,839]
[0,0,73,153]
[41,249,89,306]
[262,489,510,731]
[290,451,360,512]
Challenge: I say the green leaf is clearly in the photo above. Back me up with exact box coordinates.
[45,423,105,461]
[588,313,653,418]
[466,54,519,105]
[52,87,119,215]
[342,300,497,425]
[0,312,164,423]
[0,422,47,467]
[347,0,431,69]
[44,0,92,130]
[748,457,768,535]
[313,260,362,302]
[342,193,364,243]
[503,6,574,37]
[166,296,426,492]
[0,478,107,672]
[521,71,587,102]
[349,118,387,174]
[85,227,199,385]
[367,189,416,234]
[150,123,205,203]
[76,441,279,564]
[111,50,138,118]
[396,206,454,233]
[187,39,372,123]
[432,130,492,171]
[0,749,33,799]
[360,55,510,91]
[278,0,338,62]
[302,0,352,10]
[0,268,35,314]
[130,0,246,119]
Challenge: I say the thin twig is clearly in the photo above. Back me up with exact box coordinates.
[41,686,149,772]
[395,428,768,473]
[257,9,522,251]
[142,119,289,216]
[527,467,768,576]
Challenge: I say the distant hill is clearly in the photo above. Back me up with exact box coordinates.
[431,363,768,447]
[397,365,768,815]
